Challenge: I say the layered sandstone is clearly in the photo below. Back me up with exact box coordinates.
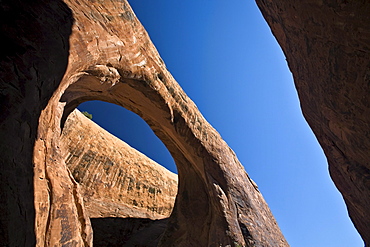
[255,1,370,245]
[61,109,177,220]
[0,0,288,246]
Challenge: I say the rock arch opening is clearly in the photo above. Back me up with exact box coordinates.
[76,100,177,174]
[53,66,221,245]
[60,100,178,245]
[49,58,280,246]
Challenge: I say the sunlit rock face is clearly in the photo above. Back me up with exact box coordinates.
[255,1,370,245]
[60,109,178,246]
[61,109,177,219]
[1,0,288,246]
[61,109,178,219]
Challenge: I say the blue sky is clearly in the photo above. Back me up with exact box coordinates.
[78,1,364,246]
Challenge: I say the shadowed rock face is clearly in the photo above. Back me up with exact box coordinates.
[0,0,73,245]
[61,109,178,220]
[255,1,370,245]
[91,217,169,247]
[0,0,288,246]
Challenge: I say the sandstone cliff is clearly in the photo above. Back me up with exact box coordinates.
[61,109,178,220]
[255,1,370,245]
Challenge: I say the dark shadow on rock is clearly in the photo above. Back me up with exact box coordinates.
[91,217,169,247]
[0,0,73,245]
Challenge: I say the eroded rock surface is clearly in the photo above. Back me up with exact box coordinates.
[255,1,370,245]
[61,109,177,220]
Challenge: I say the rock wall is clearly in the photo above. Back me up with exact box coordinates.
[0,0,73,245]
[255,1,370,245]
[61,109,177,220]
[0,0,288,246]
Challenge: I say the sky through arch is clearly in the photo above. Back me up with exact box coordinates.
[78,100,177,174]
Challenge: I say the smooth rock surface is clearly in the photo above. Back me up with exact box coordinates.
[255,1,370,245]
[61,109,177,220]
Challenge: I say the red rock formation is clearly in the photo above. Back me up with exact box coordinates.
[0,0,287,246]
[255,1,370,245]
[61,109,177,220]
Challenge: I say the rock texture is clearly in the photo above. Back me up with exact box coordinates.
[255,1,370,245]
[61,109,177,220]
[0,0,288,246]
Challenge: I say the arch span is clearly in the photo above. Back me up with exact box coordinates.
[31,0,288,246]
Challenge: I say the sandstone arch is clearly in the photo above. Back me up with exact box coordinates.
[30,0,287,246]
[4,0,368,246]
